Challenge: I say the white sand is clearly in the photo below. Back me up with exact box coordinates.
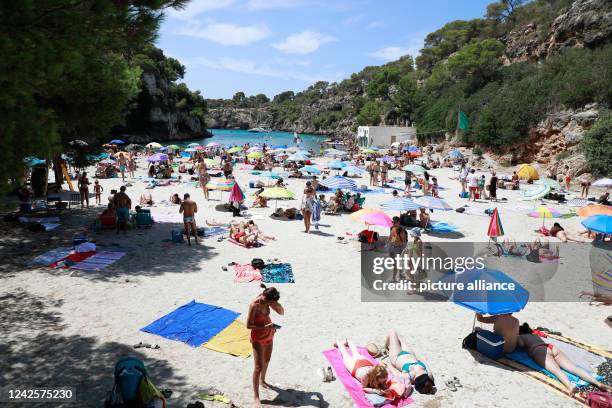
[1,154,609,408]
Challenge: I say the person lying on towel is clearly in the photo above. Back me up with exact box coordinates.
[518,323,612,396]
[229,222,258,247]
[333,339,409,400]
[384,330,436,394]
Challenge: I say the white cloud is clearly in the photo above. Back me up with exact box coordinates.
[368,46,412,61]
[165,0,235,20]
[178,21,271,45]
[247,0,304,10]
[272,30,337,54]
[272,58,311,66]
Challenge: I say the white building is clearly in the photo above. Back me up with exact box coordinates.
[356,126,416,148]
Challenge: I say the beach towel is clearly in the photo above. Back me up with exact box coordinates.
[19,216,60,224]
[42,223,60,231]
[49,251,96,268]
[202,320,252,358]
[28,247,72,266]
[323,347,412,408]
[203,227,227,237]
[462,206,487,216]
[228,238,263,248]
[71,251,126,271]
[429,221,458,233]
[141,300,240,347]
[261,263,295,283]
[233,264,262,283]
[151,213,183,223]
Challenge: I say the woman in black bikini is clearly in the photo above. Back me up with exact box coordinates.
[384,330,435,394]
[78,172,90,208]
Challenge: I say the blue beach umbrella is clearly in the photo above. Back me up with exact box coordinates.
[441,268,529,315]
[287,152,310,161]
[299,166,321,174]
[110,139,125,145]
[448,150,463,158]
[328,160,347,170]
[380,198,422,212]
[344,165,365,175]
[320,176,357,190]
[272,145,287,149]
[187,143,200,148]
[414,196,452,211]
[581,215,612,234]
[403,146,419,152]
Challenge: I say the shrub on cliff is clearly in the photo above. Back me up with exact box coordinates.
[580,112,612,177]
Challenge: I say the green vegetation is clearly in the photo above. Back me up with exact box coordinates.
[580,112,612,177]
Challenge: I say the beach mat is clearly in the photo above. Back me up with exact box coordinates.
[49,251,96,268]
[203,227,227,237]
[71,251,126,271]
[428,221,458,233]
[141,300,240,347]
[151,213,183,223]
[323,347,412,408]
[261,263,294,283]
[202,320,252,358]
[28,247,72,267]
[233,264,262,283]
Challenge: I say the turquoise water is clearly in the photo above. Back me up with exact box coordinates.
[176,129,326,152]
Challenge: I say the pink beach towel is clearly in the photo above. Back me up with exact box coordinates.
[323,347,413,408]
[233,264,262,283]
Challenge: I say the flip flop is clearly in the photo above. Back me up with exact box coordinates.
[452,376,462,388]
[445,379,457,392]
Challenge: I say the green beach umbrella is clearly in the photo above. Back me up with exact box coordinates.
[247,151,264,159]
[260,187,295,209]
[167,144,180,150]
[227,147,243,154]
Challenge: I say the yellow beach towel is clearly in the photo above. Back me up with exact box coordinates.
[203,320,252,358]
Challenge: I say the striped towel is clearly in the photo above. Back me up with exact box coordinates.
[72,251,126,271]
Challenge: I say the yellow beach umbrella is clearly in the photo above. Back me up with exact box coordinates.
[516,164,539,180]
[259,187,295,199]
[227,147,243,154]
[146,142,162,149]
[247,151,264,159]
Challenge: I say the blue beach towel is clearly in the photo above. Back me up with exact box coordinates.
[203,227,227,237]
[506,349,604,387]
[141,300,240,347]
[261,263,295,283]
[429,221,458,233]
[28,247,72,266]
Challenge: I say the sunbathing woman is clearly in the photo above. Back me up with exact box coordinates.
[384,331,435,394]
[246,220,275,241]
[518,324,612,395]
[229,222,259,247]
[550,222,591,243]
[334,340,404,398]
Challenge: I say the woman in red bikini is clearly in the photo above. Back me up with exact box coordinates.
[247,284,284,407]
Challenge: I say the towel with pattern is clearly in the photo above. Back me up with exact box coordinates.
[261,263,295,283]
[233,264,263,283]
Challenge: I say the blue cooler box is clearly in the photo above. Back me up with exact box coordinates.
[476,330,505,360]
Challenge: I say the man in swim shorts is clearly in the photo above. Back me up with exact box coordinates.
[179,193,198,246]
[113,186,132,234]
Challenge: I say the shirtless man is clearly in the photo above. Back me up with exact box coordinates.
[118,153,128,182]
[179,193,198,246]
[475,313,519,353]
[113,186,131,234]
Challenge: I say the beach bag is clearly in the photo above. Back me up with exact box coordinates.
[462,331,478,350]
[587,391,612,408]
[251,258,265,270]
[459,191,469,198]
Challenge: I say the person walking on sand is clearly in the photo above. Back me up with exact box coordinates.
[459,163,468,194]
[197,159,210,200]
[78,171,90,208]
[247,284,284,408]
[93,180,103,205]
[301,185,316,233]
[179,193,198,246]
[389,217,408,282]
[113,186,131,234]
[489,171,498,202]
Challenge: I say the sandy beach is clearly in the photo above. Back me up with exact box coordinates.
[1,153,610,408]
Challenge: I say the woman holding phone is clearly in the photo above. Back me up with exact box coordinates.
[247,284,284,407]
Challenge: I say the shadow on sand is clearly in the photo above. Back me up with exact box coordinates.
[261,384,329,407]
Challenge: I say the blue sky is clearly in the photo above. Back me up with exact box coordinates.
[157,0,493,99]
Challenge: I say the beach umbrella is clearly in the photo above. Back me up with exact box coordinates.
[110,139,125,145]
[577,204,612,217]
[361,148,377,154]
[359,212,393,228]
[299,166,321,174]
[351,208,387,222]
[287,152,309,161]
[522,184,550,201]
[414,196,452,211]
[581,215,612,234]
[441,268,529,315]
[567,198,589,208]
[516,164,539,180]
[320,176,357,190]
[147,153,168,162]
[207,179,234,191]
[528,206,561,226]
[184,148,197,153]
[328,160,347,170]
[125,143,143,151]
[402,164,426,174]
[69,139,88,147]
[325,148,347,156]
[380,198,422,212]
[204,158,219,167]
[146,142,162,149]
[272,148,287,154]
[448,150,463,158]
[344,165,365,175]
[536,178,561,190]
[167,144,180,150]
[260,187,295,209]
[592,178,612,188]
[247,146,263,153]
[296,149,311,156]
[487,208,505,238]
[227,146,243,154]
[206,142,222,148]
[409,151,423,158]
[247,151,264,159]
[229,183,245,203]
[159,146,168,152]
[272,145,287,149]
[187,143,200,148]
[377,155,395,163]
[194,145,204,150]
[99,159,117,165]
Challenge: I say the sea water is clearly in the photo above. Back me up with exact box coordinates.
[176,129,326,153]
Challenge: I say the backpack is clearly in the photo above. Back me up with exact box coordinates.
[587,391,612,408]
[105,357,165,408]
[462,331,478,350]
[251,258,265,270]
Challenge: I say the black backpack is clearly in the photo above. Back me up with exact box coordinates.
[462,331,478,350]
[251,258,265,270]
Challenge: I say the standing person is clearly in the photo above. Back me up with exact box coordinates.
[197,159,210,200]
[78,171,90,208]
[388,217,408,282]
[404,169,413,197]
[466,169,478,201]
[564,166,571,192]
[118,153,127,182]
[301,186,315,233]
[179,193,198,246]
[372,161,380,187]
[431,177,439,198]
[405,228,424,282]
[381,162,389,186]
[128,156,136,178]
[580,175,591,198]
[113,186,131,234]
[222,160,233,179]
[478,174,486,200]
[511,171,520,190]
[459,163,468,194]
[489,171,498,202]
[368,162,374,186]
[247,284,284,408]
[93,180,103,205]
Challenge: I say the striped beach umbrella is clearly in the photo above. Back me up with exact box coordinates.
[380,198,422,212]
[528,206,561,226]
[207,179,235,191]
[344,165,365,175]
[299,166,321,174]
[487,208,504,238]
[414,196,452,211]
[320,176,357,190]
[522,184,550,201]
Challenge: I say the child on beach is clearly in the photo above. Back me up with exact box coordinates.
[94,180,103,205]
[431,177,439,197]
[478,175,486,200]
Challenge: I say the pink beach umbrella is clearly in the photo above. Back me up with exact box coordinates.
[360,212,393,228]
[229,183,245,203]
